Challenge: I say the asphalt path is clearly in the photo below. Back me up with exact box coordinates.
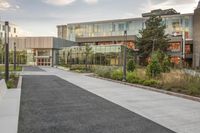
[18,75,175,133]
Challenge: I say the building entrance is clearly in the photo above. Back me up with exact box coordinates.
[37,58,51,66]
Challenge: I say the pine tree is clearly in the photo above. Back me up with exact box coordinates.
[137,16,169,64]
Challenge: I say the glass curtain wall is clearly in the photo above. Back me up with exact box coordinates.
[66,15,193,41]
[59,45,123,66]
[66,19,145,41]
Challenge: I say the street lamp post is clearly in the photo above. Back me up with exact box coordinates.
[123,30,127,82]
[152,38,156,53]
[14,42,16,71]
[4,21,9,82]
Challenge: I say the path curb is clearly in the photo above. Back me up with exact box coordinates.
[89,75,200,102]
[17,76,23,89]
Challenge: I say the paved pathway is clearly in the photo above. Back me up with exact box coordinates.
[40,67,200,133]
[18,75,173,133]
[23,66,44,71]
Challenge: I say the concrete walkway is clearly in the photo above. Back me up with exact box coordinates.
[0,79,21,133]
[18,75,173,133]
[40,67,200,133]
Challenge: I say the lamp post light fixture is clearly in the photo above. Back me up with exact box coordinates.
[14,42,16,71]
[4,21,9,82]
[123,30,128,82]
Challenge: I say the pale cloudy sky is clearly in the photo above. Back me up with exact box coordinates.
[0,0,199,36]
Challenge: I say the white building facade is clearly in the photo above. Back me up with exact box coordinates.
[0,21,19,39]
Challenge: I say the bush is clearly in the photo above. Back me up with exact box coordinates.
[10,72,18,80]
[127,72,140,83]
[94,66,119,78]
[127,59,135,72]
[7,79,15,88]
[142,79,158,86]
[162,55,171,73]
[146,52,162,77]
[111,69,123,80]
[70,65,85,71]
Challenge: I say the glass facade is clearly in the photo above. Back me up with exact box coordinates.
[65,14,193,41]
[163,15,193,39]
[59,45,123,66]
[66,19,145,41]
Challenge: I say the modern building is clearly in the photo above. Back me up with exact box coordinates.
[0,21,18,39]
[57,2,200,67]
[8,37,75,66]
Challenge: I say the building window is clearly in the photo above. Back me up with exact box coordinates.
[112,24,116,32]
[170,56,180,64]
[168,42,181,52]
[118,23,125,31]
[185,44,192,54]
[14,28,16,33]
[37,50,50,56]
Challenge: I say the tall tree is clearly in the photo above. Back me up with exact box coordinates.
[137,15,169,64]
[0,39,4,64]
[85,44,92,71]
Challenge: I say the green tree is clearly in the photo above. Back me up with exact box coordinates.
[146,52,162,77]
[137,15,169,65]
[162,55,171,73]
[127,59,136,72]
[85,44,92,71]
[146,50,171,77]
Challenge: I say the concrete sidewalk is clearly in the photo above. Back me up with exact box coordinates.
[41,67,200,133]
[0,89,21,133]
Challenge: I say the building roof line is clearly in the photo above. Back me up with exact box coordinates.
[197,0,200,8]
[57,13,193,26]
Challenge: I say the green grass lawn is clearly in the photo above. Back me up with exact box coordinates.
[0,65,22,71]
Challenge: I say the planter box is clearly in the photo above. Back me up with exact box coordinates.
[0,79,7,99]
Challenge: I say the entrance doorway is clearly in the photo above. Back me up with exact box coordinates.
[37,58,51,66]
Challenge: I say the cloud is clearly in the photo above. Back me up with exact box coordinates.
[141,0,198,13]
[18,28,33,37]
[84,0,98,4]
[44,0,76,6]
[151,0,196,5]
[0,0,11,10]
[0,0,20,11]
[15,5,20,9]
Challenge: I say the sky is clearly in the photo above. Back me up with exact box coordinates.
[0,0,199,37]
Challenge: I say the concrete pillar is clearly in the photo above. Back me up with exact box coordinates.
[193,1,200,68]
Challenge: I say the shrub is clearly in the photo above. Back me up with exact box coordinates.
[111,69,123,81]
[70,65,85,71]
[94,66,119,78]
[127,59,136,72]
[127,72,140,83]
[10,72,18,80]
[146,52,162,77]
[7,79,15,88]
[162,55,171,73]
[142,79,158,86]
